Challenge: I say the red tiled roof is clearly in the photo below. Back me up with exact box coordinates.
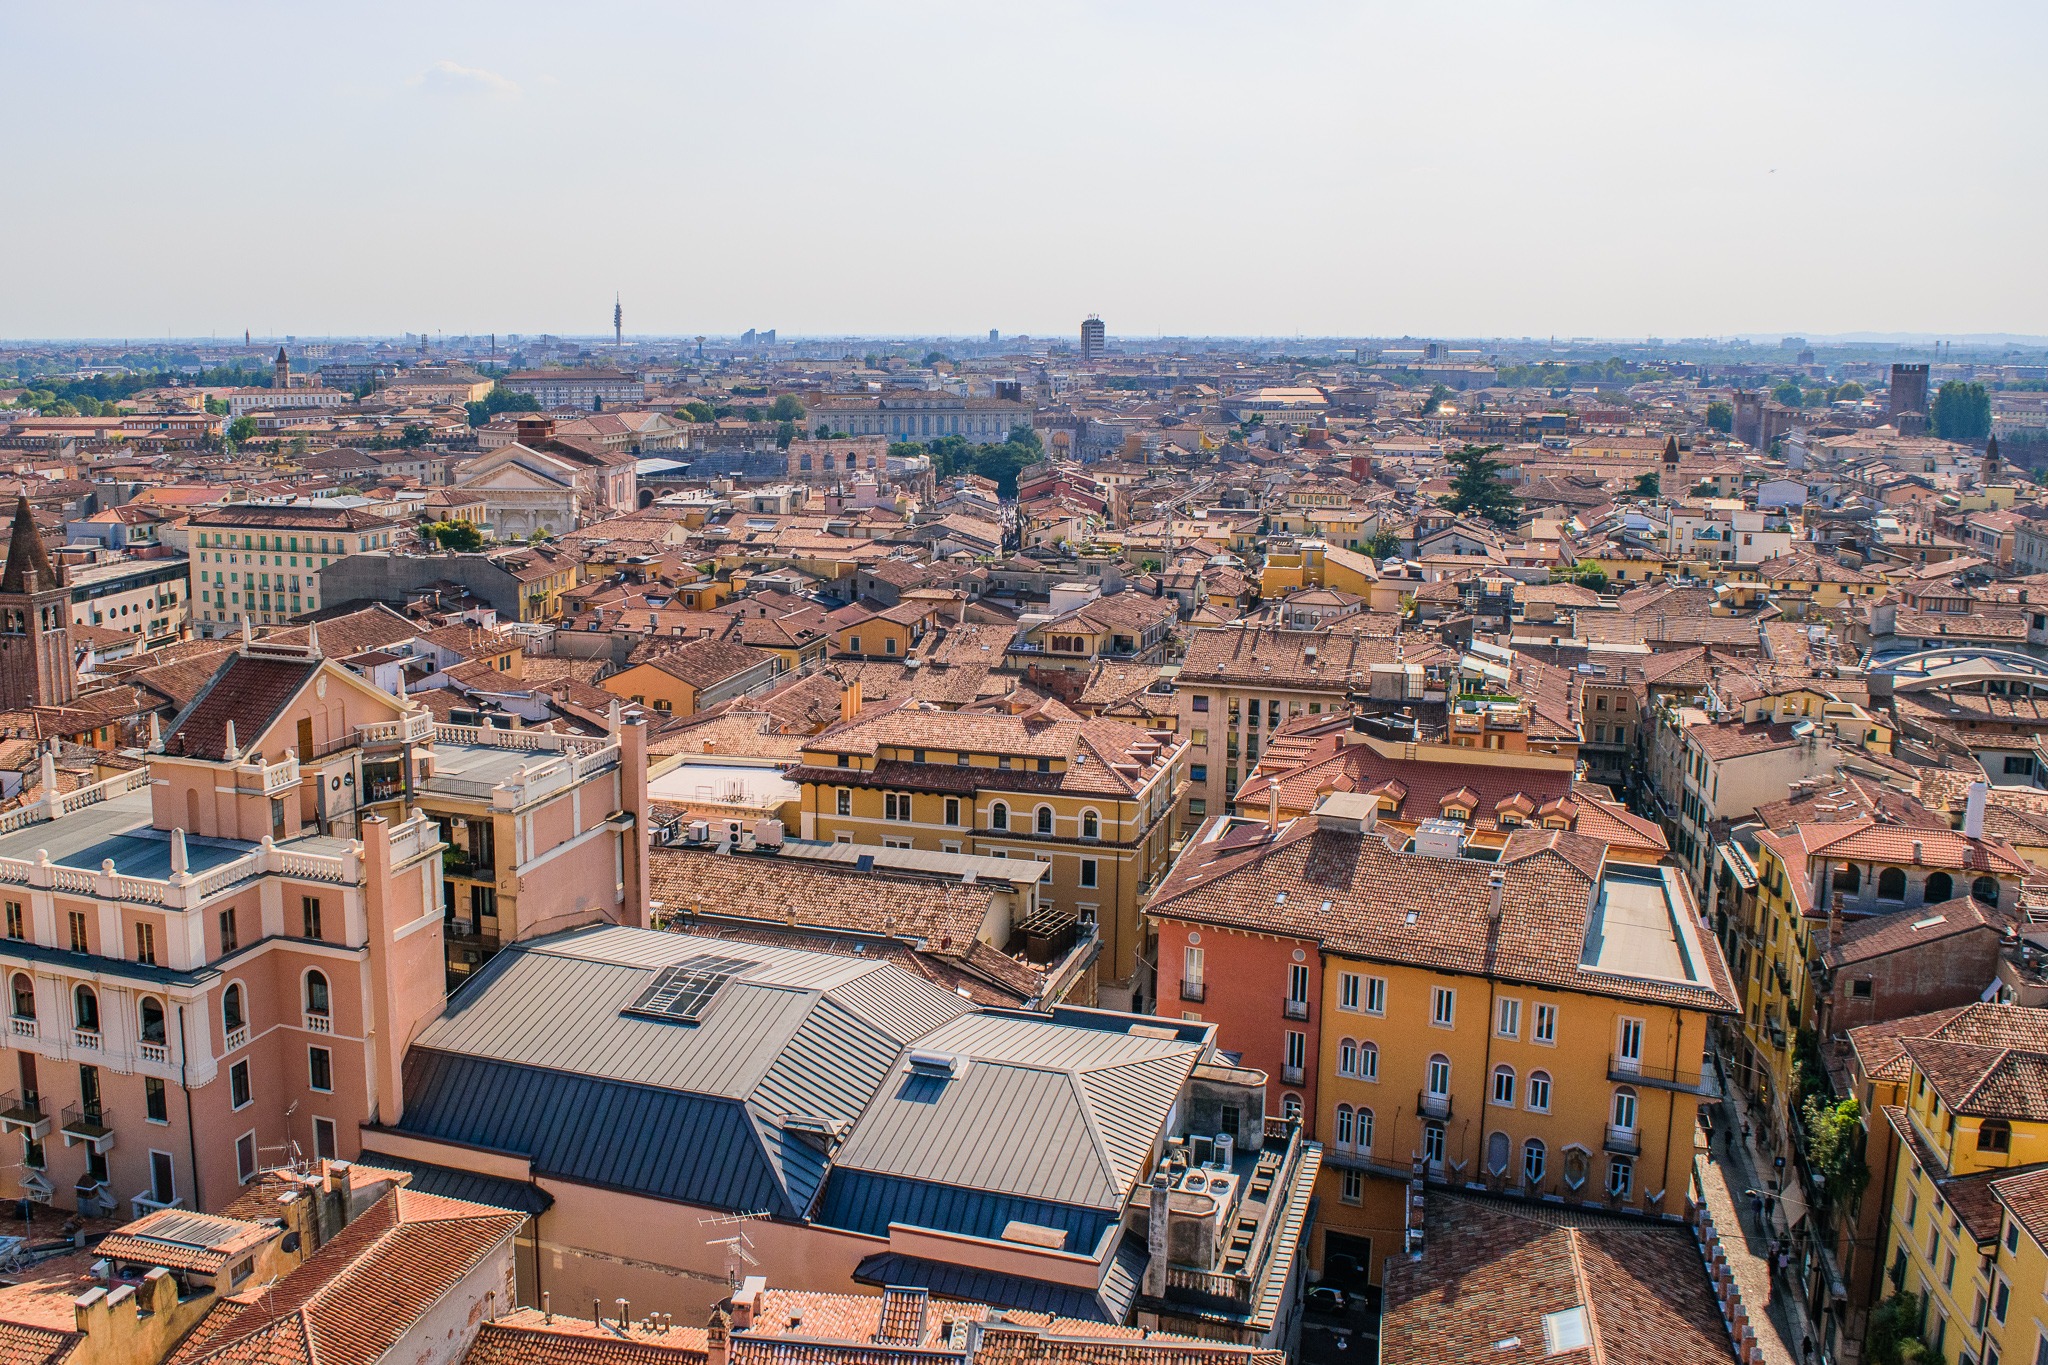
[161,653,320,762]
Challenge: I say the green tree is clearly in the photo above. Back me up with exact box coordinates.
[463,388,541,428]
[922,351,952,368]
[1931,381,1992,441]
[1706,401,1733,432]
[1800,1095,1869,1208]
[1440,443,1520,527]
[398,423,431,448]
[226,416,258,443]
[1366,529,1401,560]
[1420,383,1452,416]
[679,400,716,423]
[767,394,804,422]
[1772,380,1804,406]
[1832,380,1865,401]
[287,435,309,459]
[1865,1293,1931,1365]
[204,396,228,416]
[422,520,484,552]
[1632,470,1660,497]
[775,420,798,449]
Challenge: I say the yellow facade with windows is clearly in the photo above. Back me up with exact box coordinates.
[1312,956,1720,1284]
[791,720,1185,991]
[1880,1048,2048,1365]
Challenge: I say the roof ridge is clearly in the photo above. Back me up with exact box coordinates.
[1561,1226,1609,1365]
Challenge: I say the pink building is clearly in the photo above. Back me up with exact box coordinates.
[0,630,647,1220]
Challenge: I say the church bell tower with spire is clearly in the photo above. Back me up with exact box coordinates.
[274,345,291,391]
[0,496,73,709]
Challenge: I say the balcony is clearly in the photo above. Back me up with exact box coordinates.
[1281,1065,1305,1086]
[138,1041,169,1065]
[129,1191,183,1220]
[303,1010,332,1034]
[0,1092,49,1140]
[8,1016,33,1040]
[1283,998,1310,1021]
[72,1028,100,1052]
[1418,1089,1453,1120]
[1180,980,1207,1003]
[224,1025,248,1053]
[59,1105,114,1153]
[1607,1054,1716,1096]
[1604,1125,1641,1156]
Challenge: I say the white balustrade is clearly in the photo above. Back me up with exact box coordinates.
[10,1017,35,1039]
[72,1029,100,1051]
[138,1042,168,1065]
[303,1011,332,1034]
[224,1025,248,1052]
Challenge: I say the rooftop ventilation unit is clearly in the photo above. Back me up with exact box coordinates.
[624,954,757,1024]
[906,1049,961,1077]
[1412,818,1468,860]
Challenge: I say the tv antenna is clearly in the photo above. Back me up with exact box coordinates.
[700,1210,769,1285]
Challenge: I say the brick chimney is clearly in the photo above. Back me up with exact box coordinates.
[515,416,556,447]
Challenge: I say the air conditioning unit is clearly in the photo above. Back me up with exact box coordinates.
[451,918,474,937]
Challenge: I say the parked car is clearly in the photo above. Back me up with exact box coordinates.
[1306,1286,1348,1314]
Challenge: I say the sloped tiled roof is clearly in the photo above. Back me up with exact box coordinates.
[167,1189,523,1365]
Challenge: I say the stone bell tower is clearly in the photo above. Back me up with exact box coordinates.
[0,496,73,709]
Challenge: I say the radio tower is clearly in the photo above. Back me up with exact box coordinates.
[613,294,623,348]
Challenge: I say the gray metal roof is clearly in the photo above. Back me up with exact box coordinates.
[828,1011,1199,1212]
[396,926,1203,1234]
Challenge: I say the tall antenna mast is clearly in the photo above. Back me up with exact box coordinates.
[614,294,623,348]
[699,1210,769,1286]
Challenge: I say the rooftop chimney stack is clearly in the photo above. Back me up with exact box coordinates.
[1487,871,1505,922]
[1965,780,1988,841]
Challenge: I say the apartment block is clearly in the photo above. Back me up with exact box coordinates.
[187,503,403,635]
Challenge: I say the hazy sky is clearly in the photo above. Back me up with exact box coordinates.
[5,2,2044,341]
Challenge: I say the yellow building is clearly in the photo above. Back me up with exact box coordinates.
[789,704,1186,998]
[1875,1005,2048,1365]
[1257,541,1403,612]
[1733,820,2032,1154]
[600,636,783,718]
[1146,792,1739,1285]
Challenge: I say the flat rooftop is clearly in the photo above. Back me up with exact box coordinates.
[649,761,800,809]
[0,788,349,878]
[1581,865,1705,986]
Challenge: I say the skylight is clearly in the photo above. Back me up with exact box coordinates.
[1541,1306,1589,1354]
[624,954,757,1023]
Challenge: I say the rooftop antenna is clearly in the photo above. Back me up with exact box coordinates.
[700,1210,768,1286]
[614,294,623,348]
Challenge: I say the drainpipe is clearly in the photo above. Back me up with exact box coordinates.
[176,1005,202,1211]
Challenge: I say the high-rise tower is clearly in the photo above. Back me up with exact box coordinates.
[0,496,73,709]
[614,295,623,347]
[274,345,290,391]
[1081,315,1105,363]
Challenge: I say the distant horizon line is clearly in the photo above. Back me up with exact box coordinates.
[7,331,2048,350]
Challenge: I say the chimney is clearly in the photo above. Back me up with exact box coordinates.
[1829,891,1844,947]
[1965,780,1988,841]
[1142,1171,1171,1297]
[839,676,863,724]
[1267,784,1280,829]
[707,1307,731,1365]
[1488,871,1505,922]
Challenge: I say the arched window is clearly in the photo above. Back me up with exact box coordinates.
[1527,1070,1552,1112]
[989,802,1008,831]
[1980,1119,2013,1154]
[1282,1093,1301,1121]
[1339,1040,1357,1077]
[1426,1054,1451,1096]
[1832,863,1861,892]
[1611,1087,1637,1132]
[1492,1065,1516,1106]
[1487,1130,1511,1177]
[1357,1108,1374,1152]
[1925,871,1954,902]
[1877,866,1907,901]
[1358,1041,1379,1082]
[1082,810,1100,839]
[1035,806,1053,835]
[304,970,330,1018]
[139,996,166,1045]
[1334,1104,1354,1146]
[9,974,32,1020]
[73,985,99,1033]
[1973,876,2001,907]
[223,983,245,1032]
[1523,1138,1546,1186]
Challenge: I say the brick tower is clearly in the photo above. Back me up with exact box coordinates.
[0,496,73,709]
